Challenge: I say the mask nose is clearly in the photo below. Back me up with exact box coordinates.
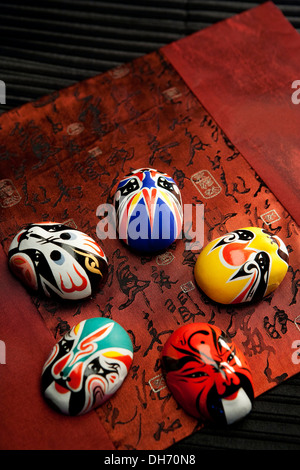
[214,361,240,395]
[59,372,70,382]
[142,187,158,231]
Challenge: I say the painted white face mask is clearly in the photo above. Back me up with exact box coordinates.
[8,222,108,300]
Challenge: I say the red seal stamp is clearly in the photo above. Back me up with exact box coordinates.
[0,179,21,208]
[191,170,221,199]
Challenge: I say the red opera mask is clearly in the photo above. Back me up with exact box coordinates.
[161,323,255,425]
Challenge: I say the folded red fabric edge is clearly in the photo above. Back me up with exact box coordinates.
[0,246,116,451]
[162,1,300,226]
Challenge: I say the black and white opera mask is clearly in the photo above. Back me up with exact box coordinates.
[8,222,108,300]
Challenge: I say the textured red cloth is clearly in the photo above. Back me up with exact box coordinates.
[0,4,299,451]
[0,247,115,450]
[163,1,300,226]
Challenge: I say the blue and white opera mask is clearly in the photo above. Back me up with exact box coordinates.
[114,168,183,253]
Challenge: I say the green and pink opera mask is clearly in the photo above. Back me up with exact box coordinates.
[41,317,133,416]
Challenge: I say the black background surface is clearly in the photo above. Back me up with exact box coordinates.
[0,0,299,450]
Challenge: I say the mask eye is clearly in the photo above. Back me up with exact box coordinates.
[185,371,208,378]
[157,176,173,191]
[88,359,102,374]
[50,250,65,265]
[227,352,235,362]
[120,178,140,196]
[60,339,72,353]
[60,231,76,241]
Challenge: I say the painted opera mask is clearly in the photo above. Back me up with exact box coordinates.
[194,227,289,304]
[41,317,133,416]
[8,222,108,300]
[113,168,183,253]
[161,322,254,425]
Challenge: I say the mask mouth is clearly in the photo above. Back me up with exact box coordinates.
[221,387,252,425]
[42,379,72,415]
[54,380,70,394]
[205,374,254,425]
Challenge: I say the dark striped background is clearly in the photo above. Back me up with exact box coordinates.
[0,0,299,450]
[1,0,300,114]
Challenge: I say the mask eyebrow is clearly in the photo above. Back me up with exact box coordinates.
[172,344,200,359]
[162,354,202,372]
[28,232,61,245]
[181,366,199,373]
